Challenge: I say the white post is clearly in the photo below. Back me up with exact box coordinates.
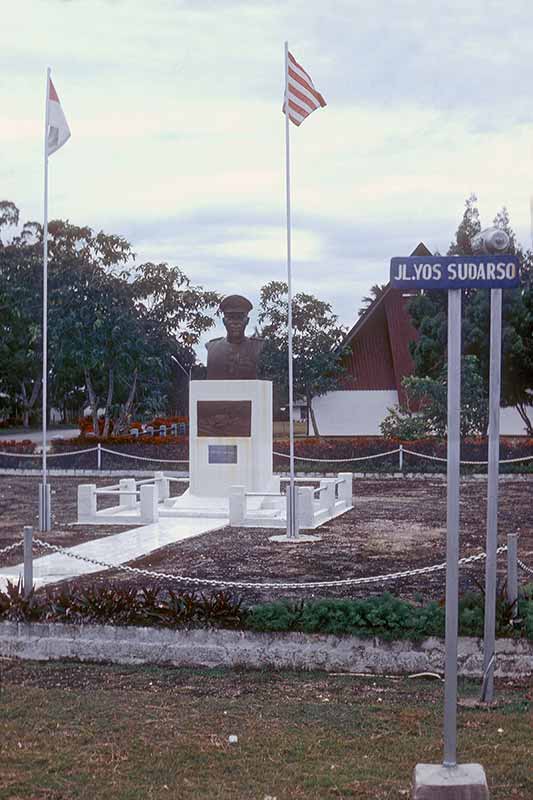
[154,471,170,501]
[229,485,246,526]
[120,478,137,509]
[77,484,97,522]
[284,40,296,539]
[140,484,158,523]
[481,288,502,704]
[298,486,314,528]
[338,473,352,506]
[40,67,51,532]
[443,288,462,768]
[97,442,102,470]
[399,444,404,472]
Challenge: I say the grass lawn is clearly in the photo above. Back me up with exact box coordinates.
[1,661,531,799]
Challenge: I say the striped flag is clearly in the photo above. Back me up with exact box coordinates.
[47,78,71,156]
[283,51,326,126]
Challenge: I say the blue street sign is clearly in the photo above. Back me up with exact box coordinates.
[390,255,520,289]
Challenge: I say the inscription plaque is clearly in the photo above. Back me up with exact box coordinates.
[197,400,252,437]
[208,445,238,464]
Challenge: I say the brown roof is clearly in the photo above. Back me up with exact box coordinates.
[339,243,431,402]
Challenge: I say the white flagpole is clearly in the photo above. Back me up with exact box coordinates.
[284,40,296,538]
[41,66,51,531]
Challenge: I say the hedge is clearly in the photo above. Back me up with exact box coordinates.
[1,582,532,641]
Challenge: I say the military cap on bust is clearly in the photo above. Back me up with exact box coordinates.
[220,295,253,314]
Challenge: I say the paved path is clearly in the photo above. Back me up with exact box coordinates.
[0,517,227,591]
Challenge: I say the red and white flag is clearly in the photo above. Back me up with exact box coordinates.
[283,51,326,126]
[46,78,71,156]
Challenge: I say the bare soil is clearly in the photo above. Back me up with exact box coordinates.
[1,476,532,603]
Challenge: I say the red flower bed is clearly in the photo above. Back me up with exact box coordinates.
[0,440,36,452]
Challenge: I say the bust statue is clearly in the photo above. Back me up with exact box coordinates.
[206,294,264,380]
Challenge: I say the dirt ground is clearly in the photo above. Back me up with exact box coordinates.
[1,475,532,603]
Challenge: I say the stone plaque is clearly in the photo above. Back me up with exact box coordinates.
[208,445,238,464]
[197,400,252,437]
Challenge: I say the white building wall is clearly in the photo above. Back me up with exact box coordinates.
[499,406,533,436]
[312,391,533,437]
[312,390,399,436]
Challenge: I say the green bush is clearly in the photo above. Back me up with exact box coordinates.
[246,593,533,641]
[1,583,532,641]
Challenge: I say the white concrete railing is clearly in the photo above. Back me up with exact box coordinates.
[229,472,352,529]
[77,472,170,524]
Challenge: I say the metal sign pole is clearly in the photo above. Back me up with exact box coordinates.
[443,287,462,768]
[481,288,502,703]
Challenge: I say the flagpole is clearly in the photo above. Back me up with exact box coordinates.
[284,41,296,538]
[41,66,51,532]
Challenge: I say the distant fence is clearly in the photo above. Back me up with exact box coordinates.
[1,442,533,473]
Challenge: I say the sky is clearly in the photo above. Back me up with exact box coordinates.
[2,0,533,357]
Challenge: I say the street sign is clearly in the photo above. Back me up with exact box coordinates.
[390,255,520,289]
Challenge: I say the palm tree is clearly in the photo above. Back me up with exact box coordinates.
[358,283,387,317]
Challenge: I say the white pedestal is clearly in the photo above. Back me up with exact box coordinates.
[189,380,273,498]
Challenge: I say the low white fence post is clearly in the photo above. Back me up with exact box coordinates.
[399,444,404,472]
[154,471,170,501]
[97,443,102,470]
[140,484,159,523]
[78,484,97,522]
[298,486,314,528]
[229,485,245,525]
[337,472,352,506]
[320,479,336,515]
[120,478,137,508]
[507,533,518,618]
[23,525,33,598]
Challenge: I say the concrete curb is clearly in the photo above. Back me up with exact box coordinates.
[1,622,532,677]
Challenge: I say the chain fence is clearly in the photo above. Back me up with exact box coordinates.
[0,541,23,558]
[19,537,504,590]
[2,444,533,468]
[518,558,533,577]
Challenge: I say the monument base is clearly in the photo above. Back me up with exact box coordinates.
[412,764,489,800]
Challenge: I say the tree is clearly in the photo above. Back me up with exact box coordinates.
[358,283,387,317]
[257,281,346,436]
[0,203,220,433]
[381,356,489,438]
[407,195,533,434]
[0,211,43,425]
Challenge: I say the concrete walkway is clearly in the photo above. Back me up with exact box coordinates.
[0,517,228,591]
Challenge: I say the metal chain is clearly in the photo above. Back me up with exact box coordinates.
[31,536,504,590]
[0,541,23,557]
[517,558,533,577]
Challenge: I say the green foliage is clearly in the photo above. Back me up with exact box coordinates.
[381,355,488,437]
[407,195,533,434]
[1,582,533,640]
[0,582,244,629]
[258,281,347,435]
[380,405,431,440]
[0,203,220,430]
[246,593,533,641]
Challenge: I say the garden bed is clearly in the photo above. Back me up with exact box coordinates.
[1,476,533,603]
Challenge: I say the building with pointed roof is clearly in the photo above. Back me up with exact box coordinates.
[311,243,531,436]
